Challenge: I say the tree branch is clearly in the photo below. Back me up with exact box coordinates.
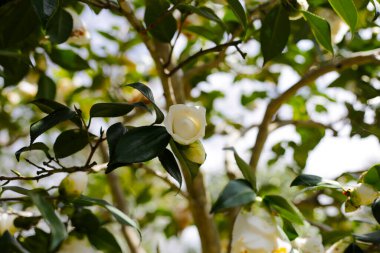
[168,40,242,76]
[249,48,380,171]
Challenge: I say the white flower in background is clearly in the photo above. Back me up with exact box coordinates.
[0,212,16,236]
[181,140,206,164]
[164,104,206,145]
[325,237,353,253]
[231,209,291,253]
[57,235,98,253]
[292,225,324,253]
[66,9,90,45]
[59,171,88,198]
[350,183,379,207]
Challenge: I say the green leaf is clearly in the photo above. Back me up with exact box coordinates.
[263,195,304,225]
[372,198,380,225]
[49,48,89,71]
[185,25,223,43]
[122,82,164,124]
[224,147,257,192]
[302,11,333,54]
[21,229,50,253]
[0,55,30,86]
[46,8,73,44]
[158,149,182,188]
[178,4,225,29]
[15,142,50,161]
[53,129,89,158]
[227,0,247,30]
[14,216,41,230]
[291,174,343,190]
[283,219,298,241]
[107,126,171,173]
[31,98,68,114]
[344,244,364,253]
[362,164,380,190]
[90,103,135,118]
[28,190,67,251]
[36,74,56,100]
[170,140,201,179]
[211,179,256,213]
[328,0,357,33]
[31,0,59,27]
[30,108,77,144]
[88,228,122,253]
[0,231,29,253]
[74,195,140,234]
[71,209,100,233]
[144,0,177,42]
[106,123,127,159]
[260,5,290,64]
[354,230,380,244]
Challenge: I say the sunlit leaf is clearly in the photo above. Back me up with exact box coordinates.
[328,0,357,33]
[263,195,304,225]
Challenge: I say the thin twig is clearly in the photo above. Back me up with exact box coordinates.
[167,40,243,76]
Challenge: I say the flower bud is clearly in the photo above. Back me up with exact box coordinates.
[282,0,309,20]
[0,212,16,236]
[65,9,90,46]
[181,140,206,164]
[59,172,88,199]
[350,183,379,206]
[164,104,206,145]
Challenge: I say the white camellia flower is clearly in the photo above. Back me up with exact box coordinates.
[59,171,88,198]
[0,212,16,236]
[350,183,379,207]
[231,209,291,253]
[66,9,90,45]
[292,225,324,253]
[164,104,206,145]
[57,235,99,253]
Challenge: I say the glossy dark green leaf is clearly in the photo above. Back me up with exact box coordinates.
[0,55,30,87]
[144,0,177,42]
[158,149,182,188]
[211,179,256,213]
[74,195,140,233]
[372,198,380,224]
[107,126,171,172]
[185,25,223,43]
[302,11,333,54]
[21,229,50,253]
[354,230,380,244]
[263,195,304,225]
[0,231,28,253]
[224,147,256,192]
[31,0,59,26]
[31,99,68,114]
[46,8,73,44]
[260,5,290,64]
[362,164,380,190]
[344,243,363,253]
[28,190,67,251]
[123,82,164,124]
[14,216,41,230]
[88,228,122,253]
[49,48,89,71]
[30,108,77,144]
[178,4,225,29]
[227,0,247,30]
[15,142,50,161]
[283,219,298,241]
[106,122,127,158]
[71,209,100,233]
[291,174,343,190]
[90,103,135,118]
[36,74,56,100]
[328,0,357,33]
[53,129,89,158]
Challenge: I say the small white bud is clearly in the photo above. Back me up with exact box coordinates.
[59,172,88,199]
[181,140,206,164]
